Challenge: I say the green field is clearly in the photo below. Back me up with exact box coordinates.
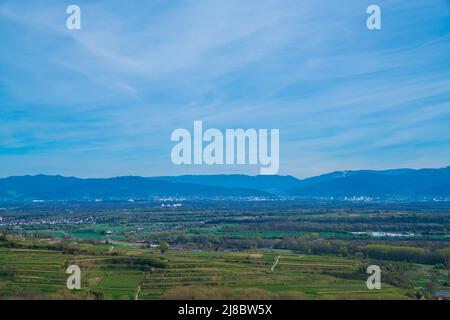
[139,250,408,300]
[0,239,419,300]
[1,204,448,300]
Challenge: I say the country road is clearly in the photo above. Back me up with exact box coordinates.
[271,255,281,271]
[135,271,147,300]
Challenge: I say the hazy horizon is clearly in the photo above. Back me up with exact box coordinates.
[1,164,449,180]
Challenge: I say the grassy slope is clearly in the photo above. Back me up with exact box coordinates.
[0,242,411,300]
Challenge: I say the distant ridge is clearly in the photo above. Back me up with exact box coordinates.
[0,166,449,201]
[286,166,450,198]
[152,167,450,198]
[150,174,301,194]
[0,175,270,201]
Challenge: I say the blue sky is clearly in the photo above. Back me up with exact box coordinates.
[1,0,449,178]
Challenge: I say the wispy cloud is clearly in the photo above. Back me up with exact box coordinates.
[0,0,449,177]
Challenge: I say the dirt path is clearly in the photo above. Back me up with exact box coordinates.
[135,271,147,300]
[271,256,280,271]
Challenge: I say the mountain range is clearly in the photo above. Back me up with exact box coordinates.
[0,166,449,201]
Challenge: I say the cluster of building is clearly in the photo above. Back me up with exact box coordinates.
[0,216,95,227]
[160,203,183,208]
[350,231,416,238]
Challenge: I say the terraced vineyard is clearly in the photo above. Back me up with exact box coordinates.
[0,248,68,298]
[139,251,409,300]
[0,239,431,300]
[0,244,157,300]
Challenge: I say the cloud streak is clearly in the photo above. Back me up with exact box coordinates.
[0,0,449,178]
